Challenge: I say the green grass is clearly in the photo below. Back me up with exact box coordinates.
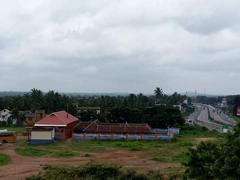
[15,125,222,164]
[0,153,10,166]
[181,125,221,137]
[15,146,77,158]
[230,114,240,122]
[5,127,25,133]
[14,126,223,178]
[52,150,76,158]
[16,147,50,157]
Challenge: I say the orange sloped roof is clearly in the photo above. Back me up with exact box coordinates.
[35,111,78,126]
[74,121,153,134]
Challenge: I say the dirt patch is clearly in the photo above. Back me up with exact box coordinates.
[0,143,180,180]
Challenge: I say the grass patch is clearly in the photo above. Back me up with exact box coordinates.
[70,141,112,152]
[15,146,77,158]
[230,114,240,122]
[16,147,50,157]
[0,153,10,166]
[14,126,223,178]
[181,125,221,137]
[52,150,76,158]
[15,125,222,165]
[5,127,25,133]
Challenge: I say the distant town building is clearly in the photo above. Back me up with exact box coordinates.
[25,110,46,123]
[173,105,182,111]
[221,97,228,108]
[25,110,46,137]
[0,109,16,125]
[236,106,240,117]
[77,107,101,114]
[0,109,11,122]
[183,99,188,105]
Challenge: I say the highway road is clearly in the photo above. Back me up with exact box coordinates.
[197,108,209,122]
[188,103,236,133]
[207,105,236,126]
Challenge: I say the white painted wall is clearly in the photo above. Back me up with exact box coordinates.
[31,130,54,140]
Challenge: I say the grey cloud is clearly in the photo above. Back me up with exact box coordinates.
[175,0,240,35]
[0,0,240,94]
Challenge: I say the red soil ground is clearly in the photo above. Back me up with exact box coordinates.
[0,143,180,180]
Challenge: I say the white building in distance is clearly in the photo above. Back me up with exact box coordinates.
[0,109,16,125]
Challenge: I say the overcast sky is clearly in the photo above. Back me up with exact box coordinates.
[0,0,240,95]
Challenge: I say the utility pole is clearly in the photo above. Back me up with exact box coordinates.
[66,103,69,118]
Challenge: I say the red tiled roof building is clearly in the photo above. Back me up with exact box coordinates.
[35,111,78,140]
[74,120,153,134]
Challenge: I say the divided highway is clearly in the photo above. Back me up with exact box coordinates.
[187,103,236,133]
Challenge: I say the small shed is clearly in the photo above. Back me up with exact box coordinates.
[30,127,54,145]
[34,111,78,140]
[0,129,16,143]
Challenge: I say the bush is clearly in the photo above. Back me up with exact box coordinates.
[0,153,10,166]
[185,123,240,179]
[52,150,76,158]
[26,163,163,180]
[184,142,220,179]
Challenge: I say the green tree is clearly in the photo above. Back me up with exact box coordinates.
[185,142,220,179]
[154,87,163,99]
[185,123,240,179]
[30,88,44,111]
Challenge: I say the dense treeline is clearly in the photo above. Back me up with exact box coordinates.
[82,106,184,128]
[0,89,76,114]
[226,95,240,115]
[0,88,187,111]
[0,88,187,128]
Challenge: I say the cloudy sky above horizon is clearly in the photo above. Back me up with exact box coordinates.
[0,0,240,95]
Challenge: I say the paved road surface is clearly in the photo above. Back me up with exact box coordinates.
[197,108,209,122]
[188,103,236,133]
[207,105,236,126]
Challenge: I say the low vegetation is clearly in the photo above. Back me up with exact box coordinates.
[13,125,222,177]
[185,124,240,179]
[15,147,77,158]
[16,147,51,157]
[26,163,163,180]
[52,150,76,158]
[6,127,25,133]
[0,153,10,166]
[230,114,240,122]
[181,125,221,137]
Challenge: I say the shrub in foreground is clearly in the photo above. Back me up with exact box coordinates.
[26,163,163,180]
[0,153,10,166]
[185,123,240,179]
